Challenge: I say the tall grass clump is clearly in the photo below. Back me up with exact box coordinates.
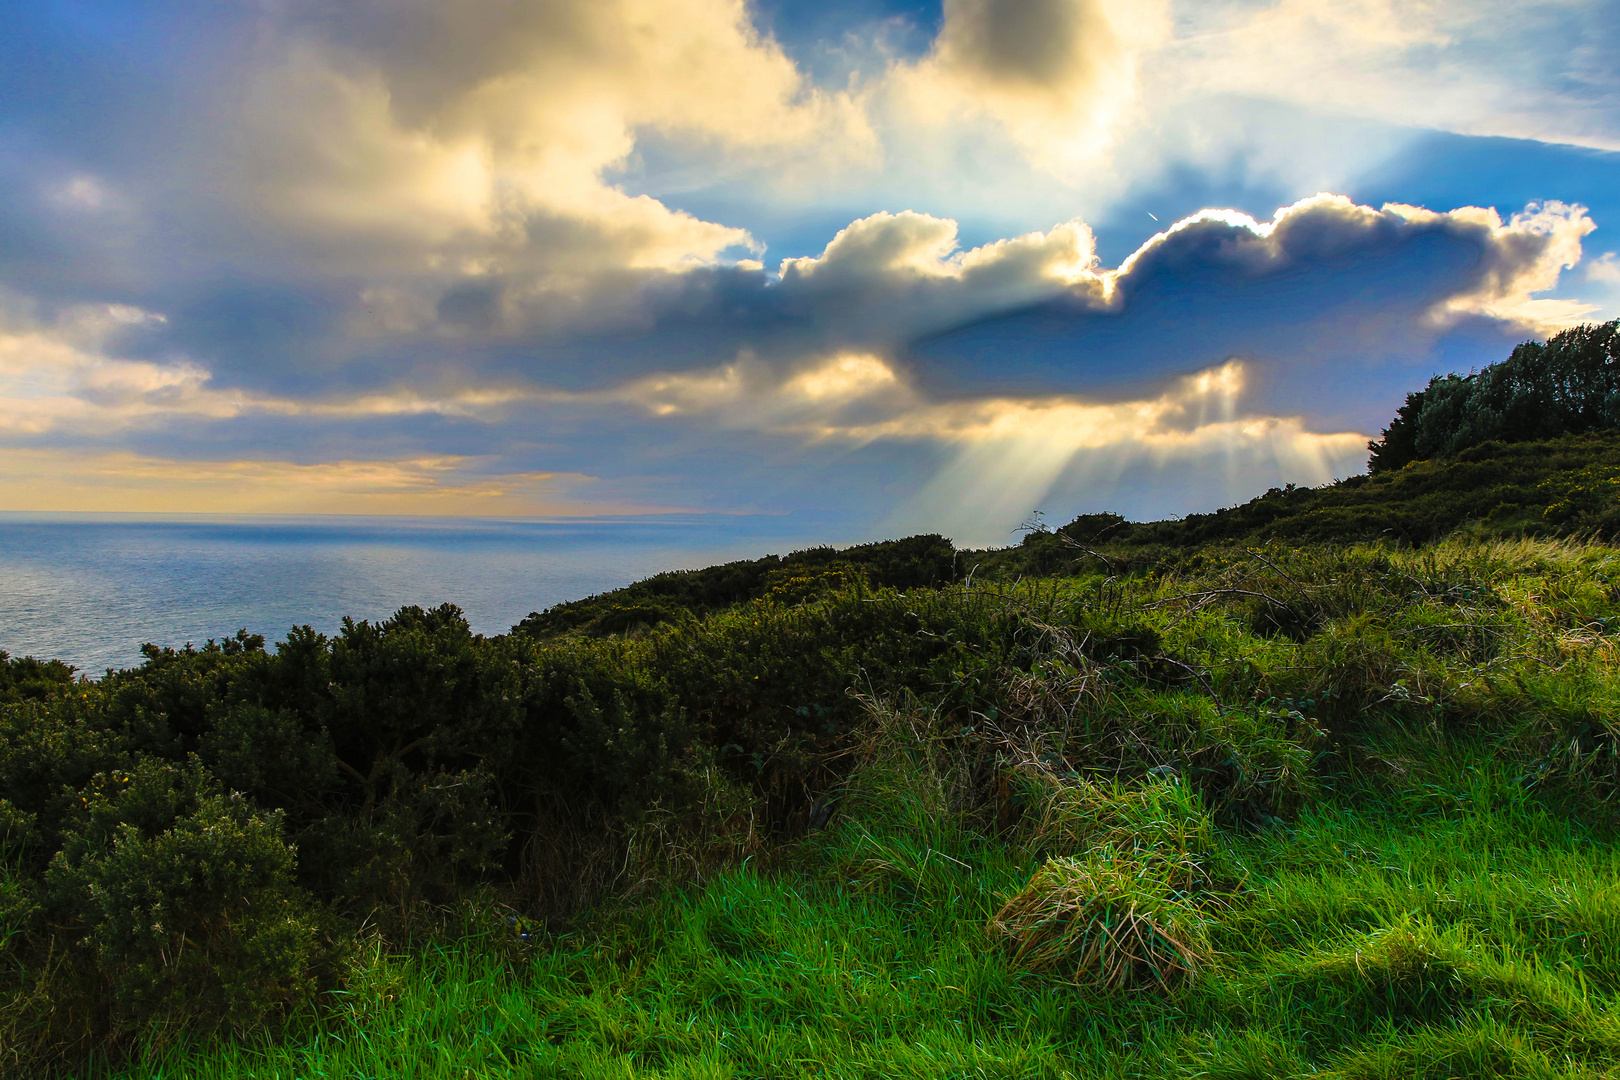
[990,768,1223,992]
[990,849,1211,990]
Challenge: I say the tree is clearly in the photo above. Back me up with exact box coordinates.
[1368,320,1620,472]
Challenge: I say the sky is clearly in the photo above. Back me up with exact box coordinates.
[1,0,1617,546]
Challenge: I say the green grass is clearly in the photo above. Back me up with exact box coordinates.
[17,535,1620,1077]
[117,739,1620,1079]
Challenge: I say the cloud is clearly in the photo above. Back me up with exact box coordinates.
[764,211,1105,344]
[1160,0,1620,152]
[715,195,1597,410]
[1,194,1593,524]
[1424,201,1599,328]
[46,175,118,213]
[0,447,681,517]
[1588,252,1620,285]
[0,299,231,437]
[1,0,1616,557]
[780,210,1100,289]
[142,0,884,353]
[763,194,1596,365]
[0,293,560,438]
[0,0,875,354]
[218,0,873,285]
[888,0,1171,169]
[1110,195,1597,334]
[572,350,1366,543]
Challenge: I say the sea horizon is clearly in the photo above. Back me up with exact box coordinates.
[0,510,868,676]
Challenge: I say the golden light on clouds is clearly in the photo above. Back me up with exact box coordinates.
[588,349,1368,543]
[0,0,1608,541]
[0,450,680,517]
[780,353,900,404]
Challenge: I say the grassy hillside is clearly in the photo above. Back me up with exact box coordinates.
[8,443,1620,1077]
[514,533,958,636]
[510,429,1620,628]
[1041,429,1620,550]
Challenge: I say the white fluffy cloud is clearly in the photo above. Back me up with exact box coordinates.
[888,0,1171,169]
[769,211,1105,342]
[213,0,873,300]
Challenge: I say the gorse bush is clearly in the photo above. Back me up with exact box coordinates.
[46,764,322,1035]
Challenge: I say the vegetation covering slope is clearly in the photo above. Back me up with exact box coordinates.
[1011,428,1620,560]
[6,323,1620,1077]
[9,537,1620,1079]
[514,534,958,636]
[514,426,1620,633]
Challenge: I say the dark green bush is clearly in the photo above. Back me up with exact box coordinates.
[43,757,323,1040]
[514,534,955,636]
[0,653,78,703]
[294,767,507,924]
[196,702,338,808]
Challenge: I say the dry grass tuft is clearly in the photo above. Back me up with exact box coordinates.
[989,852,1210,992]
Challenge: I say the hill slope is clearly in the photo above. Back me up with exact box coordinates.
[10,430,1620,1077]
[1036,428,1620,553]
[521,429,1620,630]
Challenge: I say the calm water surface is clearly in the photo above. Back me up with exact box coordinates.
[0,513,844,675]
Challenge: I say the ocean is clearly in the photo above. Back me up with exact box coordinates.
[0,513,845,675]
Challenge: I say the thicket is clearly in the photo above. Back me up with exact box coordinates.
[0,572,1187,1071]
[1366,319,1620,473]
[11,536,1620,1079]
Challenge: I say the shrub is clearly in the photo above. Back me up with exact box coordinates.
[45,757,324,1040]
[195,701,338,808]
[0,653,78,703]
[296,767,508,926]
[0,696,121,865]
